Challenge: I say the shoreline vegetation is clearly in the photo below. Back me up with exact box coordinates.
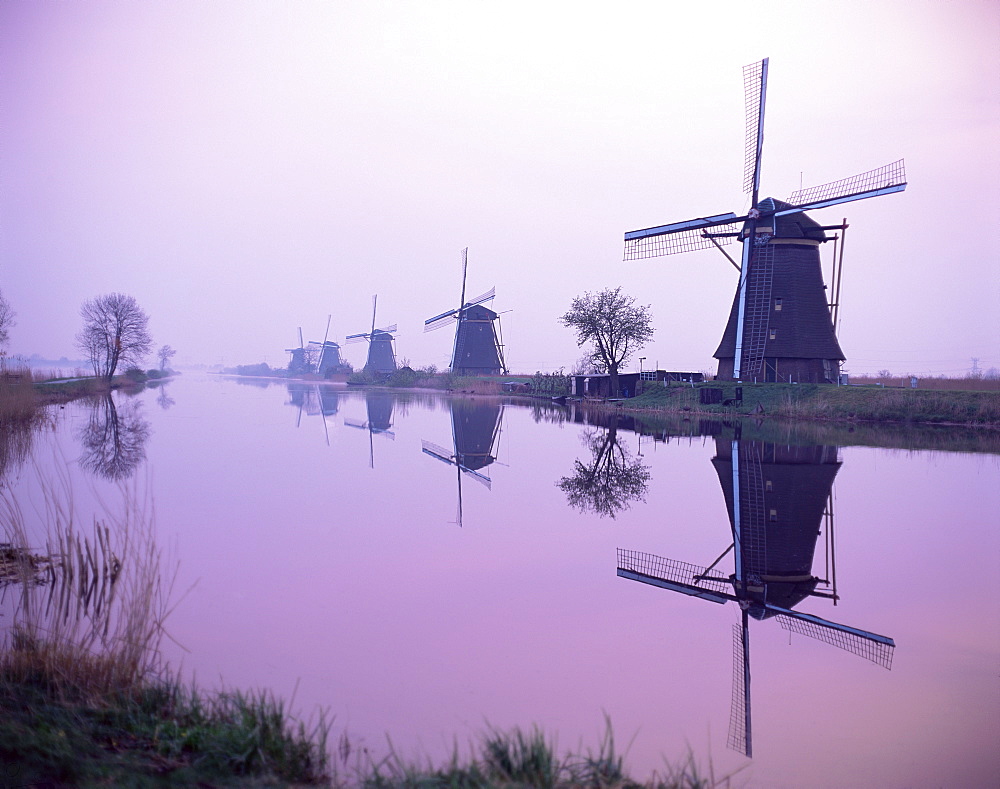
[225,364,1000,430]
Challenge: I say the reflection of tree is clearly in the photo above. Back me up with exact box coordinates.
[155,384,175,411]
[78,396,151,481]
[557,423,650,518]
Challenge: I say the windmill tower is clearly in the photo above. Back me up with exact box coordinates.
[421,399,504,526]
[424,248,509,376]
[346,295,397,373]
[624,59,906,383]
[617,435,894,757]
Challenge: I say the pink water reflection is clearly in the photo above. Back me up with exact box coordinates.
[9,375,999,787]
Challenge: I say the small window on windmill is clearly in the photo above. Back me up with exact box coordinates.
[769,328,777,340]
[769,508,778,522]
[774,298,782,311]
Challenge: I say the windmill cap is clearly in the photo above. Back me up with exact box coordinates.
[742,197,828,242]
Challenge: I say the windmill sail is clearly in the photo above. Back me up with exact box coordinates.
[728,615,752,757]
[785,160,907,213]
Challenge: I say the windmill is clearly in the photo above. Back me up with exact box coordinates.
[617,436,894,758]
[346,296,397,373]
[344,391,395,468]
[286,317,342,376]
[421,399,504,526]
[624,58,906,383]
[424,248,509,376]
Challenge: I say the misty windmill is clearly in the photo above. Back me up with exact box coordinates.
[346,295,397,373]
[424,248,509,376]
[286,317,342,376]
[617,434,895,758]
[624,59,907,383]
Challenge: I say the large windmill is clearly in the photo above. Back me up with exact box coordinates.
[617,436,894,757]
[346,296,397,373]
[421,399,504,526]
[424,248,508,376]
[624,59,906,383]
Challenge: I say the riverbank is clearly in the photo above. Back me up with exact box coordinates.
[621,381,1000,428]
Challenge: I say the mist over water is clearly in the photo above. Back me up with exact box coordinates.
[4,374,999,787]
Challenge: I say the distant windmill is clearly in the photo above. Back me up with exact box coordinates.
[617,436,894,758]
[422,399,504,526]
[624,59,906,383]
[344,391,395,468]
[286,317,342,376]
[346,296,397,373]
[424,248,508,375]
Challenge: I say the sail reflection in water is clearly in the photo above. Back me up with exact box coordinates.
[345,392,395,467]
[618,430,894,759]
[422,399,503,526]
[287,383,341,443]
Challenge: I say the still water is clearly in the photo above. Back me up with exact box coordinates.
[4,375,999,787]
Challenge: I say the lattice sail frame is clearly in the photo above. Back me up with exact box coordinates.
[788,160,907,207]
[743,58,767,196]
[728,622,750,756]
[775,614,895,670]
[616,549,732,594]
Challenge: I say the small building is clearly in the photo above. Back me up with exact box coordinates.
[572,370,704,398]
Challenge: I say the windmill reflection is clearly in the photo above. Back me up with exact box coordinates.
[422,399,503,526]
[287,383,341,444]
[77,395,151,481]
[617,432,894,758]
[557,419,650,519]
[344,391,395,467]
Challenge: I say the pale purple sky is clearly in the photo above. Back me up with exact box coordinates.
[2,1,997,375]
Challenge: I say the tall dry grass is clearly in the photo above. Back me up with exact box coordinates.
[0,460,172,699]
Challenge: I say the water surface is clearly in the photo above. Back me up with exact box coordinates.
[4,375,998,788]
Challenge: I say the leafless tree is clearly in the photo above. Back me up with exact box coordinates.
[76,293,152,381]
[157,344,176,371]
[0,290,16,357]
[561,287,653,397]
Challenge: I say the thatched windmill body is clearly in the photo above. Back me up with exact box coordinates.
[624,59,906,383]
[424,248,508,376]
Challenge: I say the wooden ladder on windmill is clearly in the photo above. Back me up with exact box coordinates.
[739,239,775,383]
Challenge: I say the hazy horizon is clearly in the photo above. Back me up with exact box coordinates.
[2,1,998,376]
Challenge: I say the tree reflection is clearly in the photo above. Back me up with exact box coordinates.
[78,395,151,480]
[557,423,650,518]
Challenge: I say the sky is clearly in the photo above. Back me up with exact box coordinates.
[1,0,998,376]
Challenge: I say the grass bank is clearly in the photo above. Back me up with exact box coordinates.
[625,381,1000,428]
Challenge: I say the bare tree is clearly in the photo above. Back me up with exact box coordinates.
[560,287,653,397]
[76,293,152,381]
[0,290,15,357]
[157,344,176,371]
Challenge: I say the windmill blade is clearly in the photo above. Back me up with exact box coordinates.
[466,286,496,308]
[743,57,768,200]
[458,464,492,490]
[624,215,741,260]
[771,607,895,669]
[344,418,369,430]
[421,439,456,465]
[727,612,752,758]
[424,309,459,332]
[784,160,907,213]
[375,324,398,334]
[344,333,370,344]
[616,549,734,603]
